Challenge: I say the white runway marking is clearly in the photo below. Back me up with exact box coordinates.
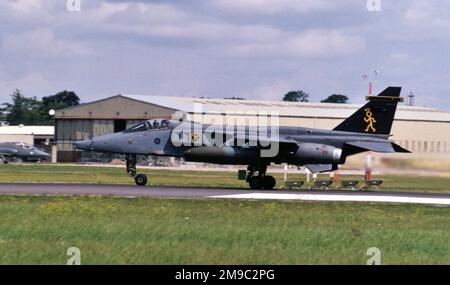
[209,193,450,205]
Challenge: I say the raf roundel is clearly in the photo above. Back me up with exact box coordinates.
[154,138,161,145]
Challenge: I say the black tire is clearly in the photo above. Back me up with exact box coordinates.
[134,174,148,186]
[249,176,261,189]
[263,176,276,190]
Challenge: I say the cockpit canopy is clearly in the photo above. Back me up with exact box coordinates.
[14,142,35,150]
[124,119,171,133]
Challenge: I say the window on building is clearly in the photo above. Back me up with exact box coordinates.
[114,120,127,133]
[34,138,48,146]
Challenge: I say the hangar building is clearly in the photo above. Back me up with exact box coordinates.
[0,125,55,161]
[0,125,54,146]
[54,95,450,162]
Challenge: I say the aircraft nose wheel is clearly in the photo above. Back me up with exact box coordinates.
[126,154,148,186]
[134,174,148,186]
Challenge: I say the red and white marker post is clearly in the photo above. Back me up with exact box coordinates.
[365,152,373,182]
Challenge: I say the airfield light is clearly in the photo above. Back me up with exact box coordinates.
[362,70,380,96]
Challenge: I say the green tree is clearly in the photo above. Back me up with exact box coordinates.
[2,89,45,125]
[321,94,349,104]
[1,90,80,126]
[282,90,309,102]
[40,90,80,123]
[42,90,80,108]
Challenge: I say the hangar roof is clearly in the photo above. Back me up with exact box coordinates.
[54,95,175,120]
[0,125,54,135]
[124,94,450,123]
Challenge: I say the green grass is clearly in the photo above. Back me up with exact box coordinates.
[0,164,449,193]
[0,196,448,264]
[0,165,448,264]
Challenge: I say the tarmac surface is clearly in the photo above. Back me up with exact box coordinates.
[0,183,449,205]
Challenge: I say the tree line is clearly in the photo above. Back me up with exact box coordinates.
[224,91,349,103]
[281,90,348,103]
[0,89,80,125]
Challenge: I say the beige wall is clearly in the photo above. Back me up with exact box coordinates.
[0,134,33,145]
[390,121,450,154]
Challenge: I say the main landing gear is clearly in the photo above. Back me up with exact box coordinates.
[246,163,276,190]
[126,154,147,186]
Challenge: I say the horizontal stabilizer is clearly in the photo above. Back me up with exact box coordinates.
[345,141,410,153]
[304,164,337,173]
[391,142,411,153]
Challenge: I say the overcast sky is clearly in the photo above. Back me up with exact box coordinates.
[0,0,449,109]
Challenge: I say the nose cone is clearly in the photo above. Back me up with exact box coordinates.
[37,150,51,158]
[75,139,93,151]
[29,149,50,158]
[75,132,134,153]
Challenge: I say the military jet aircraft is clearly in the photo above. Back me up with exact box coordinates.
[75,87,409,189]
[0,142,50,163]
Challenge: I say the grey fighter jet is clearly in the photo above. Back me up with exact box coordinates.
[0,142,50,163]
[75,87,409,189]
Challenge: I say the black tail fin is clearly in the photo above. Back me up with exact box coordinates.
[333,87,403,135]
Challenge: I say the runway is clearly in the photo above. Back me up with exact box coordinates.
[0,183,449,205]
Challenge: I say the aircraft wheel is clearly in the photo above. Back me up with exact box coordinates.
[134,174,148,186]
[249,177,262,189]
[263,176,276,190]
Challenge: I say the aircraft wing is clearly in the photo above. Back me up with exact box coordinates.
[0,148,17,156]
[344,141,410,153]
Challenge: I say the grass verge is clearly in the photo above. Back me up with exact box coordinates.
[0,196,448,264]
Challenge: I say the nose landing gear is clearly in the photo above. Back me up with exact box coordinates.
[134,173,148,186]
[126,154,148,186]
